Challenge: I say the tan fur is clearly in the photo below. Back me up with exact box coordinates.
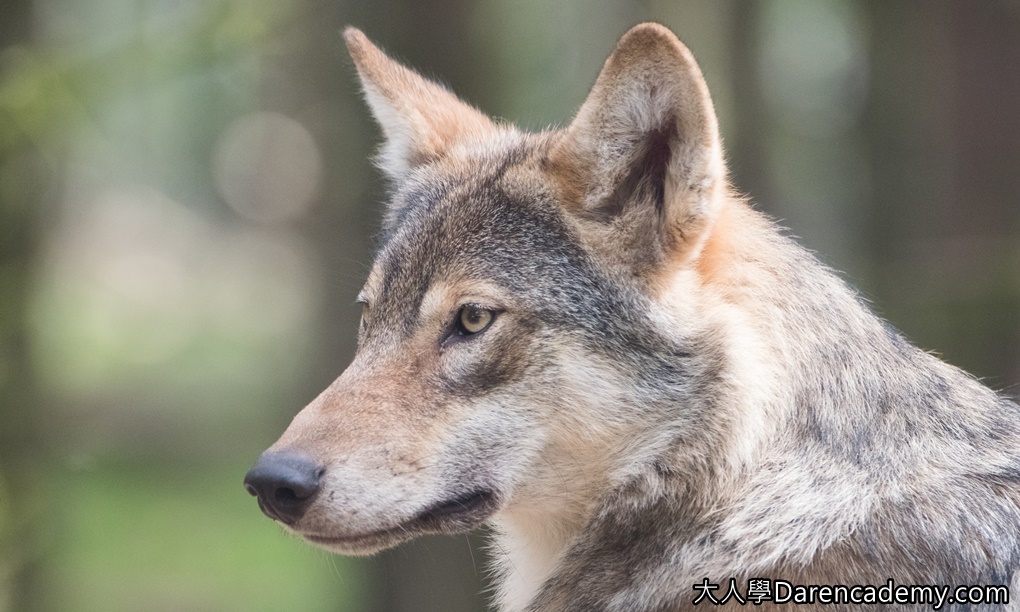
[692,195,737,285]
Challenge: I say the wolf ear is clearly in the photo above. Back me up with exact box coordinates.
[548,23,726,270]
[344,28,497,182]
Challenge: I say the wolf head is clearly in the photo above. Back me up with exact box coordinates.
[245,23,731,555]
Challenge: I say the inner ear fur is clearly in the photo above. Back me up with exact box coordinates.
[547,23,726,269]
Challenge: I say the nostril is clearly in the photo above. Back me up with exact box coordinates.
[275,487,299,503]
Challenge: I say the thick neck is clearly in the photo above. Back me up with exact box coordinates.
[487,197,885,609]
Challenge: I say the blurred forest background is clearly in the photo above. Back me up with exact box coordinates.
[1,0,1018,610]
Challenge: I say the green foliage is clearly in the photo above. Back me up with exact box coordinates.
[36,459,367,612]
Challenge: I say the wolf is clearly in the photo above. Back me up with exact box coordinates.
[244,23,1020,611]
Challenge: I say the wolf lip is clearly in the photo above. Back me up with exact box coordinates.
[416,489,495,522]
[303,528,399,550]
[301,489,498,552]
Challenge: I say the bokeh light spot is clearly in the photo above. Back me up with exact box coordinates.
[213,111,322,223]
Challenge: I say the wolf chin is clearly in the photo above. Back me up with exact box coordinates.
[244,23,1020,611]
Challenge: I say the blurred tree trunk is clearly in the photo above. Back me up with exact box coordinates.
[942,0,1020,386]
[347,4,493,610]
[0,1,46,609]
[727,1,771,208]
[861,0,1020,386]
[277,0,492,610]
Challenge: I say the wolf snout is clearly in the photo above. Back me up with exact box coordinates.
[244,450,324,525]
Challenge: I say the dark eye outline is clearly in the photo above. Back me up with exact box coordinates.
[443,304,499,347]
[355,299,369,336]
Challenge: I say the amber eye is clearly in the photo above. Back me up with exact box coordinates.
[456,305,495,335]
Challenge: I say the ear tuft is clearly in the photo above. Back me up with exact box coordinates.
[343,27,496,182]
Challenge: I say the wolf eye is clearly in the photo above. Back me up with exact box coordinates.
[356,300,369,334]
[456,305,495,336]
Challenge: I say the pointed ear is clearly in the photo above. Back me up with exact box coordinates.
[343,28,497,181]
[547,23,726,271]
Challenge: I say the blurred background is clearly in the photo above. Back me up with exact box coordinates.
[1,0,1018,610]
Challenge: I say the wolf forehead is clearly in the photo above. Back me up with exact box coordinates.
[369,140,590,313]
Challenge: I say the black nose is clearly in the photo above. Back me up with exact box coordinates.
[244,450,323,525]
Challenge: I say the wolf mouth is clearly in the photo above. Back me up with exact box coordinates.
[416,489,496,525]
[302,489,497,551]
